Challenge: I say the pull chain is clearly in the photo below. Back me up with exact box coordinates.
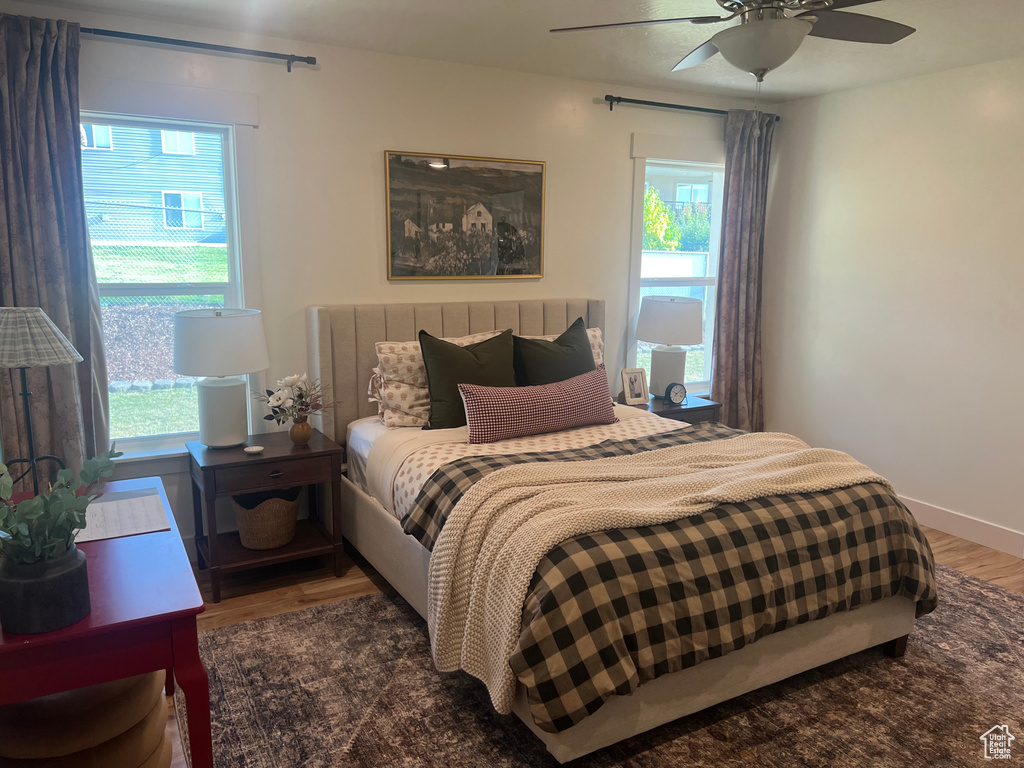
[753,76,763,138]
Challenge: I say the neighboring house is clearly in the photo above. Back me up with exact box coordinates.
[80,123,227,244]
[462,202,492,234]
[404,219,423,239]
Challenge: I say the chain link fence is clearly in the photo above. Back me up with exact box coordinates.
[85,198,230,438]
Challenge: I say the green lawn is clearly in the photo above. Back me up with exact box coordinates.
[93,244,229,284]
[109,388,199,440]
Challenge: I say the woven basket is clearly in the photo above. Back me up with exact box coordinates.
[232,487,301,550]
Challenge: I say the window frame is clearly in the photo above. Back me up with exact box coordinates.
[629,157,725,395]
[82,112,244,453]
[81,123,113,150]
[162,190,205,230]
[160,129,196,155]
[674,182,710,204]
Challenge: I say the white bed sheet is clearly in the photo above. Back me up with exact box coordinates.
[346,416,390,494]
[349,405,689,521]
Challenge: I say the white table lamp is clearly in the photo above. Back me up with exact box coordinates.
[173,309,270,448]
[635,296,703,398]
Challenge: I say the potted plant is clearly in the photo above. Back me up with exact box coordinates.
[254,373,332,446]
[0,446,121,634]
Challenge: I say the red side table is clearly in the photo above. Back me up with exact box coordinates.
[0,477,212,768]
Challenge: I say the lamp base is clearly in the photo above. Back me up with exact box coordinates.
[197,377,249,448]
[650,346,687,399]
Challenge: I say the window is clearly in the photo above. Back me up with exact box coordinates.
[163,192,204,229]
[161,130,195,154]
[675,183,710,204]
[81,114,240,445]
[638,161,725,393]
[81,123,112,149]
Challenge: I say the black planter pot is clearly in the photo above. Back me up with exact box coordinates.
[0,545,91,634]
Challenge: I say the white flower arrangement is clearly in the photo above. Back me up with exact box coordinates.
[254,373,331,425]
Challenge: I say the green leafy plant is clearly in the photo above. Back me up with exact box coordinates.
[642,186,682,251]
[678,205,712,252]
[0,446,122,565]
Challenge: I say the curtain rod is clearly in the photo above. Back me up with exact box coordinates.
[604,94,780,122]
[79,28,317,72]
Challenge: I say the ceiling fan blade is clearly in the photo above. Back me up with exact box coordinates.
[672,39,720,72]
[550,16,724,34]
[827,0,884,9]
[800,10,915,44]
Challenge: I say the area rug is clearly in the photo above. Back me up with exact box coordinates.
[176,565,1022,767]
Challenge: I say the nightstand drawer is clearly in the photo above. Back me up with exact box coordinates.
[678,406,719,423]
[215,456,333,493]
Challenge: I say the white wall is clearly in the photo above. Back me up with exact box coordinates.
[764,57,1024,553]
[6,2,748,549]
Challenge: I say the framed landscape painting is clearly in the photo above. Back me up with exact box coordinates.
[385,151,545,280]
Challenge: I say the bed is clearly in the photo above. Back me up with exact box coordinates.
[307,299,936,763]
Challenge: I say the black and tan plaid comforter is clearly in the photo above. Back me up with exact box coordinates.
[402,424,938,733]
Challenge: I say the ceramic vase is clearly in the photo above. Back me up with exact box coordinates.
[289,417,313,446]
[0,545,91,634]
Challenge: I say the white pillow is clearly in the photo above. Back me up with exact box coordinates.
[368,329,504,428]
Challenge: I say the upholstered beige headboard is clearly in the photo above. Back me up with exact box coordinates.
[307,299,606,443]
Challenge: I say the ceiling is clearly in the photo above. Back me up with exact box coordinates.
[25,0,1024,102]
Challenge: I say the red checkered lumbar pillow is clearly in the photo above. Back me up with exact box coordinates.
[458,365,617,444]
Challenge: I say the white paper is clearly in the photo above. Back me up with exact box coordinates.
[77,490,171,543]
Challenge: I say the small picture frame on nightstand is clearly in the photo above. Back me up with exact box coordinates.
[621,368,649,405]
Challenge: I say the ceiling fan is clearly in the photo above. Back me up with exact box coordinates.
[551,0,915,82]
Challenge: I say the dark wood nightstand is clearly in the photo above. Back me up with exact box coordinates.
[186,429,344,603]
[618,392,722,423]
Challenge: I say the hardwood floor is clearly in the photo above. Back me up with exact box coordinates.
[166,534,1023,767]
[919,525,1024,595]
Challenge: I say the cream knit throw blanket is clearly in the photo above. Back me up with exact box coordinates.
[426,431,891,715]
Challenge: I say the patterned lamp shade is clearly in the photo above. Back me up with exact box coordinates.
[0,307,83,368]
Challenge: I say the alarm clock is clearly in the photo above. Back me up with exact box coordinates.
[665,382,687,405]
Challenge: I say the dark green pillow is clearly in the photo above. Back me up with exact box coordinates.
[419,328,516,430]
[513,317,596,386]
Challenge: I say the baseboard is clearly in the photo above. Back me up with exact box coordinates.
[901,496,1024,559]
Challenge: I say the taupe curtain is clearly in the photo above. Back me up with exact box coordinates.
[711,110,777,432]
[0,15,109,479]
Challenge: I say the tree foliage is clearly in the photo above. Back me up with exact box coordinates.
[643,186,713,253]
[679,207,711,252]
[643,186,681,251]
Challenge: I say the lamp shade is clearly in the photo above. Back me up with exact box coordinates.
[173,308,270,377]
[635,296,703,347]
[712,17,812,77]
[0,307,83,368]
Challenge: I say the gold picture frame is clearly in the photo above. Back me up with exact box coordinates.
[385,151,545,280]
[621,368,649,405]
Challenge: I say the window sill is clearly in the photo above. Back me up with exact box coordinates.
[116,445,189,463]
[113,433,195,464]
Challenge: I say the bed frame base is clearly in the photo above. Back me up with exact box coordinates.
[883,634,910,658]
[338,476,917,763]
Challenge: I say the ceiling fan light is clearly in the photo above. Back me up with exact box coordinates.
[711,17,813,78]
